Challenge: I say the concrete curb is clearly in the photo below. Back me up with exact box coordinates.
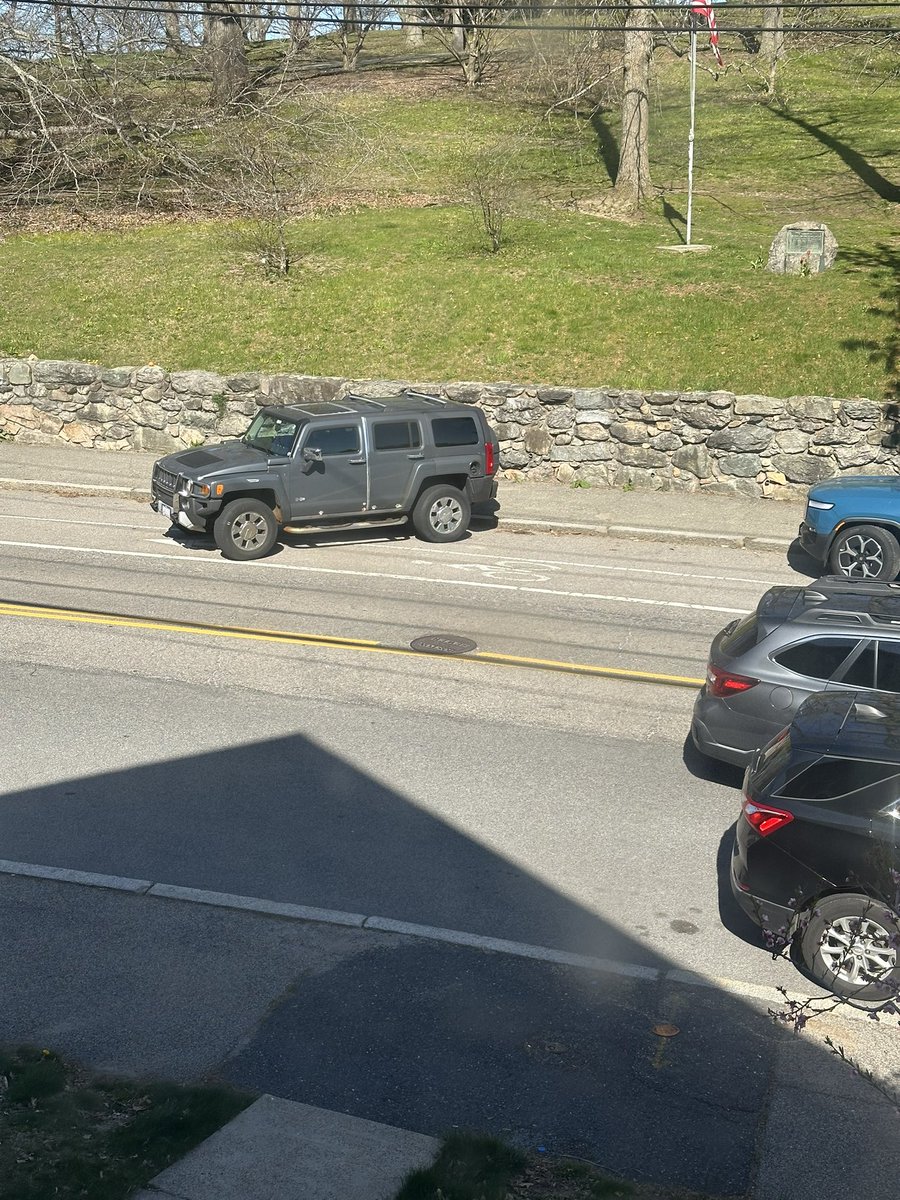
[0,476,151,501]
[493,516,792,553]
[0,857,872,1021]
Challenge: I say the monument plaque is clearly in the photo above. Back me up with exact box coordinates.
[767,221,837,275]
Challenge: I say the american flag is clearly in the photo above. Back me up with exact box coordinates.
[690,0,724,66]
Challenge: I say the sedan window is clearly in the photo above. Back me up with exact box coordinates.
[773,638,860,682]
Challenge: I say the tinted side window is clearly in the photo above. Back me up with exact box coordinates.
[778,757,900,801]
[304,425,360,456]
[721,613,759,656]
[373,421,422,451]
[839,642,876,688]
[432,416,479,447]
[877,642,900,693]
[773,638,859,682]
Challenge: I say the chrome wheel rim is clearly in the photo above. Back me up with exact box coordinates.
[820,914,897,986]
[230,512,269,551]
[429,497,463,535]
[837,535,885,579]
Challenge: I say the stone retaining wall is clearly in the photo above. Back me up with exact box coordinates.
[0,356,893,499]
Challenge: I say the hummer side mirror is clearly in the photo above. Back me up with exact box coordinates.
[302,447,323,463]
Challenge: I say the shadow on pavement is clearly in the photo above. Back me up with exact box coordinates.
[2,723,899,1198]
[786,537,822,580]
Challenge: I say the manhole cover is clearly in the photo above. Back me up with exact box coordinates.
[410,634,478,656]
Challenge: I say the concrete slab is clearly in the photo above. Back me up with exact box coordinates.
[146,1095,439,1200]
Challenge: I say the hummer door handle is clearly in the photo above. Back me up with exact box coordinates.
[348,457,365,464]
[408,453,424,460]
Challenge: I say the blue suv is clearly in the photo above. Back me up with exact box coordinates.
[800,476,900,581]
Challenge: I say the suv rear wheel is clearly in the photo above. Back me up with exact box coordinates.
[214,498,279,561]
[800,892,900,1001]
[412,485,470,543]
[828,524,900,582]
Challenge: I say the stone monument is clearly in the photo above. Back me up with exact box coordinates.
[766,221,837,275]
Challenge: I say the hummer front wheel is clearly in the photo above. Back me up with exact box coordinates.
[214,498,279,561]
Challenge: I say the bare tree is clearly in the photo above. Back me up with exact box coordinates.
[284,2,318,50]
[431,3,508,86]
[164,7,184,54]
[315,3,387,70]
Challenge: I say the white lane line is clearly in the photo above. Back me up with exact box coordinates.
[1,857,855,1015]
[0,538,747,615]
[1,511,787,587]
[418,545,784,588]
[3,513,162,531]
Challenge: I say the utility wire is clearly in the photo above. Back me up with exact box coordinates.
[3,0,897,34]
[5,0,900,14]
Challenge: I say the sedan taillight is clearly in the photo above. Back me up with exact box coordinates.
[707,663,759,698]
[741,798,794,837]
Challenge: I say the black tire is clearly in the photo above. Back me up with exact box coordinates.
[799,893,900,1002]
[827,524,900,582]
[213,498,279,561]
[411,485,471,543]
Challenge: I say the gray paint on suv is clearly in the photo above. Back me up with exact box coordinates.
[150,391,500,560]
[692,576,900,765]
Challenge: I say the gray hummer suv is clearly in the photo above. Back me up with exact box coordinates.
[150,391,500,560]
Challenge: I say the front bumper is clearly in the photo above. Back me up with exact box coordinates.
[151,492,221,531]
[798,520,829,563]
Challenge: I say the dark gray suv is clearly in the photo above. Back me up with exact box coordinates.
[150,391,499,560]
[692,577,900,765]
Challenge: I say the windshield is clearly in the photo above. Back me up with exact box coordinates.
[243,412,301,455]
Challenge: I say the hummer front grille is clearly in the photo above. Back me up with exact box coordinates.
[153,465,178,497]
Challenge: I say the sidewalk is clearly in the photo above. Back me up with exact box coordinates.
[0,442,801,551]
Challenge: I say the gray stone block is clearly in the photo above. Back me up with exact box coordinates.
[717,453,762,477]
[708,425,772,452]
[770,453,837,484]
[32,360,99,386]
[608,420,646,445]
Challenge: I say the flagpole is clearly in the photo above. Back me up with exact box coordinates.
[686,14,697,247]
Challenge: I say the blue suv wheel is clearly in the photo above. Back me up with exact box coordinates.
[828,524,900,581]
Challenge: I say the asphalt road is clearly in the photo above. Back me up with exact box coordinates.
[0,489,816,994]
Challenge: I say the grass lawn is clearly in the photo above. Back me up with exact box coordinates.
[0,36,896,398]
[0,1045,252,1200]
[395,1132,714,1200]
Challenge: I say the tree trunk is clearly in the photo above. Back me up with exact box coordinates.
[164,9,183,54]
[611,0,652,207]
[206,2,249,104]
[405,9,426,46]
[448,6,465,53]
[760,3,784,96]
[286,4,312,49]
[245,15,272,42]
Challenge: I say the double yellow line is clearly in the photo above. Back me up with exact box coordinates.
[0,598,704,689]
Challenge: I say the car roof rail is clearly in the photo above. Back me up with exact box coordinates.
[344,394,388,410]
[784,577,900,628]
[402,389,447,406]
